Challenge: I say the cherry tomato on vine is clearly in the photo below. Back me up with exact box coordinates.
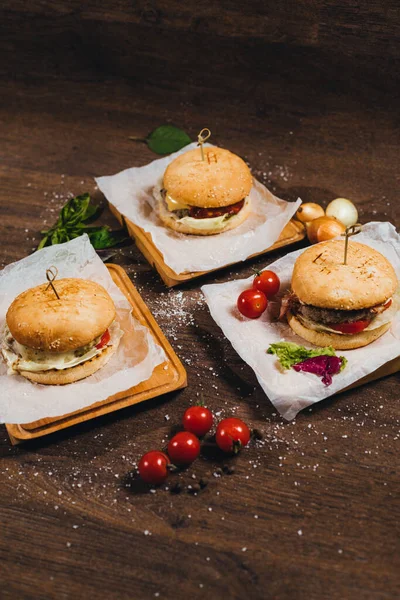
[168,432,201,465]
[183,406,213,437]
[138,451,170,485]
[252,270,280,299]
[237,289,268,319]
[215,418,251,454]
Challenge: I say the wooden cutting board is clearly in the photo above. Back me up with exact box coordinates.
[5,264,187,445]
[109,204,306,287]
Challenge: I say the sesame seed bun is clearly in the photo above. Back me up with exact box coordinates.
[163,146,252,208]
[6,279,116,353]
[18,342,118,385]
[287,311,391,350]
[156,195,251,236]
[292,240,397,310]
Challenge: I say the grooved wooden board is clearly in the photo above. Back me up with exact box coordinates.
[5,264,187,444]
[109,204,306,287]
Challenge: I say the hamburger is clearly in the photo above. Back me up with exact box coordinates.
[1,278,123,385]
[153,146,253,235]
[283,240,398,350]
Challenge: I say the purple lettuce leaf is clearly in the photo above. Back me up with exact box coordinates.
[292,355,344,386]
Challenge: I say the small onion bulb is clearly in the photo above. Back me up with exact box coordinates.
[296,203,325,223]
[306,216,346,244]
[326,198,358,227]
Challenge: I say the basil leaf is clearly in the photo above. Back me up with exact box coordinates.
[61,194,90,227]
[57,229,70,243]
[37,235,49,250]
[147,125,191,155]
[75,224,108,233]
[86,227,128,249]
[36,193,128,251]
[82,203,99,222]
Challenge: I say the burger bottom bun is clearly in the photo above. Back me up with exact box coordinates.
[287,311,391,350]
[156,196,251,236]
[18,342,119,386]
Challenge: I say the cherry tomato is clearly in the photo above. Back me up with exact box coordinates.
[237,289,268,319]
[96,329,110,349]
[183,406,213,437]
[252,270,280,299]
[167,432,200,465]
[138,451,170,485]
[215,418,251,454]
[329,320,371,334]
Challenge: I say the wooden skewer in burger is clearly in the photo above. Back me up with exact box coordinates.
[154,129,253,235]
[282,226,398,350]
[1,268,123,385]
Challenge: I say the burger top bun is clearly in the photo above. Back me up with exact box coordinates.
[163,146,252,208]
[292,240,398,310]
[6,279,116,353]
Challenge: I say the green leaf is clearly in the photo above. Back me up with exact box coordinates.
[61,194,96,227]
[75,224,108,233]
[82,203,99,222]
[37,235,49,250]
[267,342,336,370]
[36,192,128,251]
[57,229,70,243]
[146,125,191,155]
[86,227,128,249]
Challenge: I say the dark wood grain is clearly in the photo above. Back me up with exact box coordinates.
[0,2,400,599]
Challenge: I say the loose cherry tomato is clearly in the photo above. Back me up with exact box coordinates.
[215,418,251,454]
[237,289,268,319]
[329,320,371,334]
[167,432,200,465]
[183,406,213,437]
[252,270,280,299]
[138,451,170,485]
[96,329,110,349]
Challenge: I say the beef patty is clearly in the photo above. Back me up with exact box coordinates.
[289,294,389,325]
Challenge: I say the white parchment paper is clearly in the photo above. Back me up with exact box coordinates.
[0,235,166,424]
[95,143,301,274]
[202,222,400,420]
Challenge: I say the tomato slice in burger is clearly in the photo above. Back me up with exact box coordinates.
[383,299,392,311]
[96,329,111,349]
[329,320,371,334]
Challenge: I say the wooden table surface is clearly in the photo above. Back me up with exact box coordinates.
[1,4,400,598]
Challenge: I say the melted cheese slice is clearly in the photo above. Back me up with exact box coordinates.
[165,194,190,211]
[2,321,123,374]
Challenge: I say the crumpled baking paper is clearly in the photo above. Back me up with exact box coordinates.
[96,142,301,274]
[0,235,166,424]
[202,222,400,420]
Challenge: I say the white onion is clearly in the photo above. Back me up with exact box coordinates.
[306,216,346,244]
[326,198,358,227]
[296,203,325,223]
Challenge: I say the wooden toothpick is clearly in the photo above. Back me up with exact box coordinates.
[46,266,60,299]
[341,224,362,265]
[197,128,211,161]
